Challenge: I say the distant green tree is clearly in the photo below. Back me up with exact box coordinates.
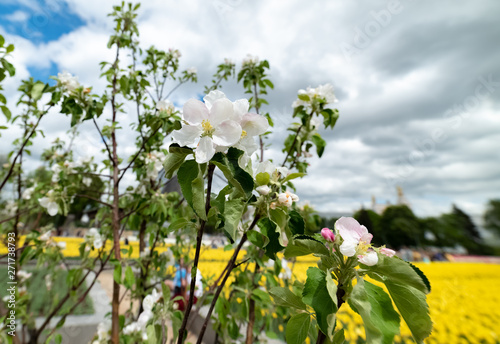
[379,205,422,249]
[484,199,500,236]
[451,205,481,240]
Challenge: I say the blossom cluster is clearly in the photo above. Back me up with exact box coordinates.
[253,161,300,208]
[85,228,104,249]
[123,289,161,340]
[57,71,80,93]
[242,54,259,66]
[144,150,166,180]
[321,217,396,266]
[172,90,268,163]
[292,83,338,109]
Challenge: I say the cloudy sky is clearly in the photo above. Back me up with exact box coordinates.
[1,0,499,221]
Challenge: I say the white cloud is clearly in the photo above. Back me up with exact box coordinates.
[1,0,499,220]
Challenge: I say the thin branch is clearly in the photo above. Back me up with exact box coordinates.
[0,109,49,192]
[177,164,215,344]
[117,125,161,182]
[164,80,185,100]
[75,194,112,208]
[92,118,114,166]
[196,215,260,344]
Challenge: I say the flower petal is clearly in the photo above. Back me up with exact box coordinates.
[340,240,357,257]
[47,202,59,216]
[237,135,258,155]
[233,99,249,121]
[172,125,202,146]
[335,216,367,242]
[358,251,378,266]
[209,98,235,125]
[183,99,209,125]
[195,136,216,163]
[241,113,269,136]
[213,120,242,146]
[203,90,227,110]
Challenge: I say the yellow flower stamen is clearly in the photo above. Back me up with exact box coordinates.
[201,119,214,134]
[241,130,247,138]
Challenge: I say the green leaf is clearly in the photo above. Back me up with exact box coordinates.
[384,281,432,343]
[255,172,270,186]
[192,175,207,221]
[363,254,430,294]
[211,148,254,197]
[282,172,306,183]
[124,266,135,289]
[258,218,284,260]
[302,267,337,336]
[270,207,288,246]
[331,329,345,344]
[31,82,46,101]
[285,313,311,344]
[247,229,269,249]
[168,219,197,232]
[223,199,245,240]
[298,93,310,101]
[269,287,307,310]
[113,264,122,284]
[362,254,432,342]
[348,279,400,344]
[311,133,326,157]
[408,262,431,293]
[163,145,192,178]
[288,210,305,236]
[284,236,330,258]
[146,324,157,344]
[177,160,206,220]
[1,105,11,121]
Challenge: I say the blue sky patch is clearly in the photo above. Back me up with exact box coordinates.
[0,1,84,43]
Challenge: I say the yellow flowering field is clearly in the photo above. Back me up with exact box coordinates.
[3,238,499,343]
[197,252,500,344]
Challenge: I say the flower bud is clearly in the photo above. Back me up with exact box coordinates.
[321,228,335,242]
[380,247,396,257]
[256,185,270,195]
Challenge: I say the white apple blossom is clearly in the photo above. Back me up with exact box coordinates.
[51,160,77,183]
[39,230,52,241]
[187,67,197,75]
[380,247,396,257]
[256,185,270,195]
[93,320,111,343]
[57,241,67,249]
[172,91,244,163]
[3,200,17,217]
[86,228,103,249]
[57,71,80,92]
[242,54,259,66]
[335,217,376,265]
[156,100,175,115]
[22,186,35,200]
[168,48,181,59]
[18,270,32,283]
[358,251,379,266]
[39,190,59,216]
[83,177,92,187]
[277,191,299,208]
[77,156,92,165]
[45,275,52,291]
[292,83,338,109]
[145,151,165,179]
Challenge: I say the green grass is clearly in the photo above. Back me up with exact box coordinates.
[0,267,94,316]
